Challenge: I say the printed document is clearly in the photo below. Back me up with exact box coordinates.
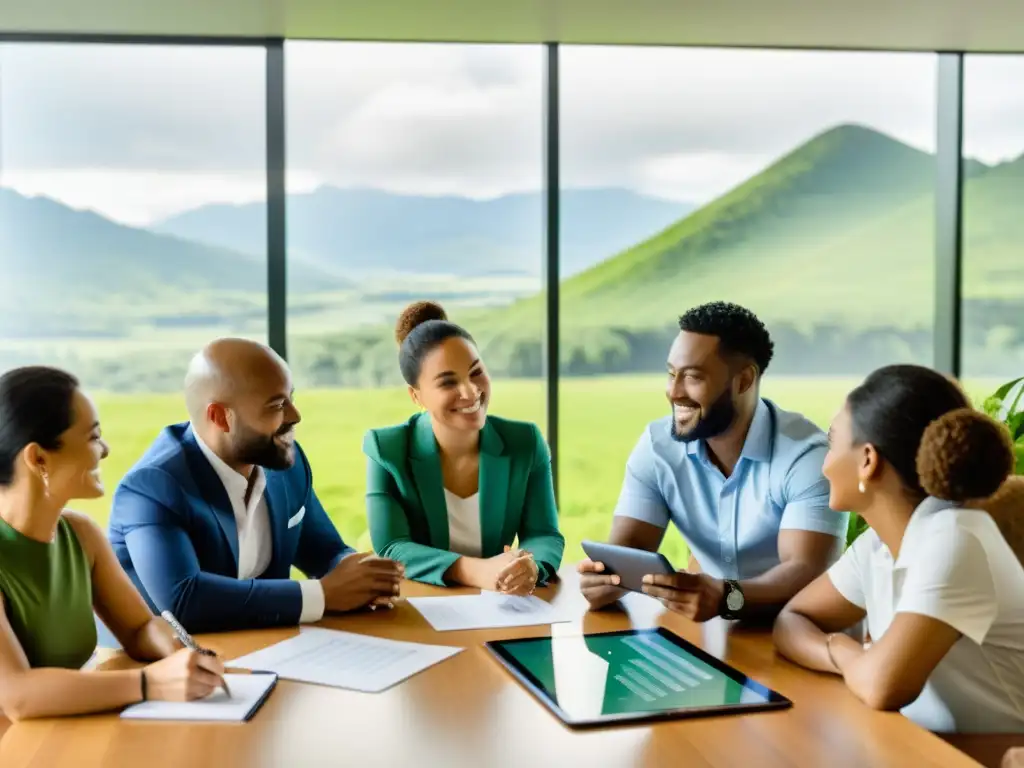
[229,628,462,693]
[408,592,573,632]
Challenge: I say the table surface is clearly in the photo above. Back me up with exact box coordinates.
[0,567,981,768]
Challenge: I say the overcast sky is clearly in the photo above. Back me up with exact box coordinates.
[1,42,1022,225]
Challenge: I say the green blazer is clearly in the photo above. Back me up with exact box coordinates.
[362,413,564,586]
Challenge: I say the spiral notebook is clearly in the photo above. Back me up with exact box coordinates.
[120,672,278,722]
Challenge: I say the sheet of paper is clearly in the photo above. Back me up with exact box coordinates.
[408,592,573,632]
[229,628,462,693]
[120,672,277,722]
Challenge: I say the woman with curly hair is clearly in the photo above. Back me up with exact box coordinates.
[773,364,1024,733]
[362,301,564,592]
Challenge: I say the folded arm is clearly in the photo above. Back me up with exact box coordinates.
[775,527,990,711]
[774,571,962,710]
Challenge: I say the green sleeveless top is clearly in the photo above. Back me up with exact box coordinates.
[0,515,97,669]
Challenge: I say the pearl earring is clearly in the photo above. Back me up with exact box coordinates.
[858,480,866,494]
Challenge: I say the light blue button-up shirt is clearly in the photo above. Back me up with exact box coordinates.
[613,398,847,580]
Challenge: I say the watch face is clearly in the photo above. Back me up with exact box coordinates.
[726,588,744,612]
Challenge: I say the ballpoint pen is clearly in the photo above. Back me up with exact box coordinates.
[161,610,231,699]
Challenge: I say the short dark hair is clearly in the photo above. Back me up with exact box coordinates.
[0,366,80,486]
[678,301,774,374]
[847,364,1013,502]
[395,301,474,387]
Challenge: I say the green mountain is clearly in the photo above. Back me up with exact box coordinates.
[0,188,348,338]
[291,123,1024,385]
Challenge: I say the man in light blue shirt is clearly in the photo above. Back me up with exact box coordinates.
[581,302,848,623]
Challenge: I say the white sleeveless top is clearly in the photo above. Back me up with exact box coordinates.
[443,489,482,557]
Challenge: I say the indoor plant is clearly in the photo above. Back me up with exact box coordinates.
[981,376,1024,476]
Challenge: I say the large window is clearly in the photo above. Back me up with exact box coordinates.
[961,56,1024,394]
[558,47,938,563]
[283,43,546,548]
[0,43,267,525]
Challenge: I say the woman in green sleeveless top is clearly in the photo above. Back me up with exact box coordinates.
[0,367,228,721]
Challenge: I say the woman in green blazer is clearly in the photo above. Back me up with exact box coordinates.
[363,301,564,591]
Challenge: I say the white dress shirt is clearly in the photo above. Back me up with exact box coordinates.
[828,496,1024,733]
[443,489,482,557]
[194,431,325,623]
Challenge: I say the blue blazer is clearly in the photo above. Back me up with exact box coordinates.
[108,423,353,633]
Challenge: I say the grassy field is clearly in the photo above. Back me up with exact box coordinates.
[76,374,1001,568]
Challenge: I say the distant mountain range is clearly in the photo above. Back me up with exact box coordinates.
[1,185,689,311]
[154,187,691,279]
[448,123,1021,375]
[0,187,349,302]
[7,121,1024,389]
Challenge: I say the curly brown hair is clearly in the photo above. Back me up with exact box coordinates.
[394,300,448,346]
[917,408,1015,502]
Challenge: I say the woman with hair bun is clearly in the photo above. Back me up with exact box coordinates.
[774,364,1024,733]
[362,301,564,591]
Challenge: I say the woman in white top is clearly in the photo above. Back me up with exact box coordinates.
[362,301,564,591]
[774,364,1024,733]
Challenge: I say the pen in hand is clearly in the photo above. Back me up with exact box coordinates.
[161,610,231,699]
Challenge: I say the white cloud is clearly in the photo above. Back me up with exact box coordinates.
[964,55,1024,163]
[1,41,1022,223]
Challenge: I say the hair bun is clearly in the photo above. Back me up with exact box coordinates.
[395,301,447,345]
[917,408,1014,502]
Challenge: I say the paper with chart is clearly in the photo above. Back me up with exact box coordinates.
[121,672,277,722]
[229,628,462,693]
[408,592,573,632]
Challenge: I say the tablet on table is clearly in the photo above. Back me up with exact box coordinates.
[485,627,790,728]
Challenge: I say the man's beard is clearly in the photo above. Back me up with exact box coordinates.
[232,421,296,470]
[670,387,736,443]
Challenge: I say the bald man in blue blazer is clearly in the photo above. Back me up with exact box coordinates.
[109,338,402,633]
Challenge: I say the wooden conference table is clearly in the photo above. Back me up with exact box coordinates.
[0,567,982,768]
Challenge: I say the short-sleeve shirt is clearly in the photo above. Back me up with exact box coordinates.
[828,496,1024,733]
[613,398,845,579]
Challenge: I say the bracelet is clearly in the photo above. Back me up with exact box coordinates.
[140,668,149,701]
[825,633,840,672]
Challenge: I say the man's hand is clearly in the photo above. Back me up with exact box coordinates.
[578,559,626,611]
[641,571,724,623]
[319,552,404,613]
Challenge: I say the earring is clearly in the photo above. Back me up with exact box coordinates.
[40,469,50,497]
[858,480,866,494]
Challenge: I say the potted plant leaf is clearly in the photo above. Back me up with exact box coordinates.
[982,376,1024,476]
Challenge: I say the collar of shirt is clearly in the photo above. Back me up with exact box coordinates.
[892,495,961,570]
[683,397,773,465]
[192,426,268,516]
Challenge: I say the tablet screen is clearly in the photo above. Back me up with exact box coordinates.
[486,628,790,727]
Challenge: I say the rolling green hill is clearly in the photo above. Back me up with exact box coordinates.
[291,123,1024,385]
[0,188,349,338]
